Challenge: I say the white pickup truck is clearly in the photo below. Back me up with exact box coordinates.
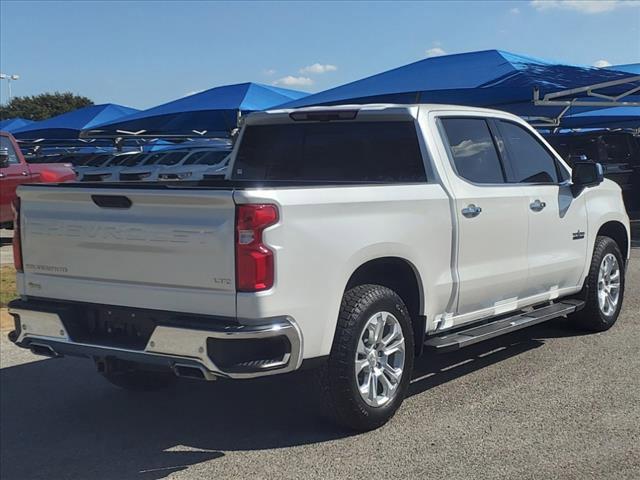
[8,104,630,431]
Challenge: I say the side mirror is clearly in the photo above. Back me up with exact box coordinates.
[571,161,604,196]
[0,148,10,168]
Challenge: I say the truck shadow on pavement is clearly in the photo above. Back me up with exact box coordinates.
[0,319,586,480]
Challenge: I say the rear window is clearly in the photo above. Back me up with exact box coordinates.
[184,150,229,165]
[233,121,426,183]
[157,151,188,165]
[86,154,113,167]
[143,152,186,166]
[109,153,141,166]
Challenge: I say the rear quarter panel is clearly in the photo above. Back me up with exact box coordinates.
[234,184,453,359]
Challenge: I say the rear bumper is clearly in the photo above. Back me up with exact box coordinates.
[8,300,303,380]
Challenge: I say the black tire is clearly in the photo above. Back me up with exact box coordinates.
[570,236,625,332]
[101,366,176,392]
[318,284,414,431]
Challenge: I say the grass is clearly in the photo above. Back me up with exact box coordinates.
[1,265,17,307]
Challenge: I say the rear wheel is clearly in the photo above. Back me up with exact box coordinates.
[570,236,625,332]
[318,284,414,431]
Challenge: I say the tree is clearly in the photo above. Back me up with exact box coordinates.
[0,92,93,121]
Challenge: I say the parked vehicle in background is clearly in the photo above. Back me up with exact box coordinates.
[546,130,640,217]
[9,105,630,431]
[0,131,75,228]
[157,148,231,181]
[73,153,118,180]
[117,150,191,181]
[78,151,148,182]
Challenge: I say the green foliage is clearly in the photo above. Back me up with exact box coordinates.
[0,92,93,121]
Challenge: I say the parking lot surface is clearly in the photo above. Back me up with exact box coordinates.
[0,249,638,480]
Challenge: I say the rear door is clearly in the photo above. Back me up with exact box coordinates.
[0,135,32,223]
[438,117,530,321]
[18,186,238,316]
[495,119,588,299]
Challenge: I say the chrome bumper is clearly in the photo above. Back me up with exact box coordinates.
[9,307,303,380]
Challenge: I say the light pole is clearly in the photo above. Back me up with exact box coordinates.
[0,73,20,103]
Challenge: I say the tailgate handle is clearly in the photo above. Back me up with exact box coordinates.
[91,195,132,209]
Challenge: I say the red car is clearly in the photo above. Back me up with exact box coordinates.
[0,130,76,228]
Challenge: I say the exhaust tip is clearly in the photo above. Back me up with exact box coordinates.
[29,343,59,358]
[173,364,210,380]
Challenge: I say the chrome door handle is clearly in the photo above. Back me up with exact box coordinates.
[530,199,546,212]
[461,204,482,218]
[21,171,29,176]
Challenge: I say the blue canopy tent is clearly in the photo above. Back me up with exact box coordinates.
[559,106,640,130]
[11,103,139,141]
[606,64,640,75]
[280,50,640,126]
[84,82,308,138]
[0,118,34,132]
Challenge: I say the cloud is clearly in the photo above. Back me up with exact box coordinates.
[592,59,613,68]
[425,47,446,58]
[299,63,338,75]
[530,0,639,14]
[510,7,521,13]
[273,76,314,87]
[263,68,276,76]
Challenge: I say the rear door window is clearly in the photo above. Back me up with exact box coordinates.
[233,121,426,183]
[440,118,505,184]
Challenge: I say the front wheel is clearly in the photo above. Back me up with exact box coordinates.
[319,284,414,431]
[570,236,625,332]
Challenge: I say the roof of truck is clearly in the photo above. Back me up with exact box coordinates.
[246,103,521,125]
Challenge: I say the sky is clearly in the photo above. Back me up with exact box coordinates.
[1,0,639,110]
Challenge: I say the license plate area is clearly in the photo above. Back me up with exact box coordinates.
[64,305,158,350]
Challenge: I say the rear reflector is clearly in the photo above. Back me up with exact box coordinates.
[235,204,278,292]
[12,199,23,272]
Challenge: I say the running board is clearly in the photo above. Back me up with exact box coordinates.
[424,299,585,353]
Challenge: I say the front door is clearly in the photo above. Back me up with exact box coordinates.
[494,119,588,299]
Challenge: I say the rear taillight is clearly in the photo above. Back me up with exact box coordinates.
[235,204,278,292]
[12,198,23,272]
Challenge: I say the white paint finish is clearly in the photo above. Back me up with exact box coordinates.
[234,184,453,358]
[523,184,588,298]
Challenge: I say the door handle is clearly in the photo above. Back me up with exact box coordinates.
[461,204,482,218]
[530,199,546,212]
[21,171,29,176]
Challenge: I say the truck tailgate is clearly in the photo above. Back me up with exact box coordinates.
[18,186,237,317]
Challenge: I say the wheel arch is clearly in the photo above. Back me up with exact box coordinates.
[597,220,629,261]
[344,256,426,355]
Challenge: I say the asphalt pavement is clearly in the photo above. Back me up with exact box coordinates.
[0,250,638,480]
